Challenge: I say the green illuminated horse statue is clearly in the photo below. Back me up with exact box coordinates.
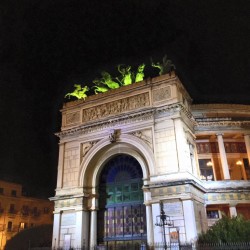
[135,63,145,82]
[117,65,133,85]
[94,71,120,89]
[65,84,89,99]
[151,55,176,75]
[92,85,109,94]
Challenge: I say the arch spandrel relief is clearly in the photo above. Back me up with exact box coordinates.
[130,129,153,148]
[80,141,98,164]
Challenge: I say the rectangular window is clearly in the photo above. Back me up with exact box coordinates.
[9,204,15,214]
[199,159,214,181]
[44,207,49,214]
[20,222,27,230]
[0,202,3,213]
[243,158,250,179]
[11,190,17,197]
[7,221,12,232]
[207,210,219,219]
[21,205,29,216]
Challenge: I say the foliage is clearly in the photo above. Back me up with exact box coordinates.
[5,224,53,250]
[198,215,250,243]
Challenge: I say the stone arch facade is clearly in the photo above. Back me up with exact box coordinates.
[50,74,242,249]
[79,134,155,189]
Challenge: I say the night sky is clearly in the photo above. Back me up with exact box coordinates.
[1,0,249,198]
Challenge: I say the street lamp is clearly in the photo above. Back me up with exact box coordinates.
[155,201,174,250]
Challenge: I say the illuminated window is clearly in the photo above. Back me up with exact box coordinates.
[20,222,27,230]
[243,158,250,179]
[207,210,219,219]
[199,159,214,181]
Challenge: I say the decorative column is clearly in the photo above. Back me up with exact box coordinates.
[144,189,154,247]
[173,118,192,172]
[52,211,62,249]
[244,134,250,165]
[216,134,230,179]
[89,197,97,249]
[56,143,65,189]
[182,200,197,241]
[229,204,237,218]
[75,209,90,248]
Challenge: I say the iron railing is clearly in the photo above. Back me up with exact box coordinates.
[30,242,250,250]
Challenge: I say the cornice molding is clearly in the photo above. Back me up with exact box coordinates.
[56,103,194,139]
[195,120,250,129]
[192,103,250,111]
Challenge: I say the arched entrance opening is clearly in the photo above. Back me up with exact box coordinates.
[97,154,147,247]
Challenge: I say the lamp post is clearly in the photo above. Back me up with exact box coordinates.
[155,201,174,250]
[176,227,180,247]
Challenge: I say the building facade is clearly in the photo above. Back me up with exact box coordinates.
[0,180,54,249]
[51,73,250,249]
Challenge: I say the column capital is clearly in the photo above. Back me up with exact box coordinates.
[216,133,224,137]
[229,202,238,207]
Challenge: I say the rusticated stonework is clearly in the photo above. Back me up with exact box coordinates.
[81,92,150,123]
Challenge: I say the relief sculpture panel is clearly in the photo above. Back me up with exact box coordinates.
[82,92,150,123]
[66,111,80,125]
[152,85,171,102]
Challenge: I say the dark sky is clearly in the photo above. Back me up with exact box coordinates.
[0,0,249,198]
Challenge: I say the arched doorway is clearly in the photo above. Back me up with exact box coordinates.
[98,154,147,247]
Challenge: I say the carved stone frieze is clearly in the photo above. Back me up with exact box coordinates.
[82,92,150,123]
[57,109,155,139]
[57,103,195,140]
[66,111,80,125]
[152,85,171,102]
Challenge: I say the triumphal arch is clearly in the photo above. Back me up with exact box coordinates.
[51,73,209,248]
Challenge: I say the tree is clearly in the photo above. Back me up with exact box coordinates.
[5,224,53,250]
[198,215,250,243]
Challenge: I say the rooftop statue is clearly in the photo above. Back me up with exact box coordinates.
[64,55,176,101]
[65,84,89,99]
[117,65,133,85]
[94,71,120,89]
[151,55,176,75]
[135,63,145,82]
[92,85,109,94]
